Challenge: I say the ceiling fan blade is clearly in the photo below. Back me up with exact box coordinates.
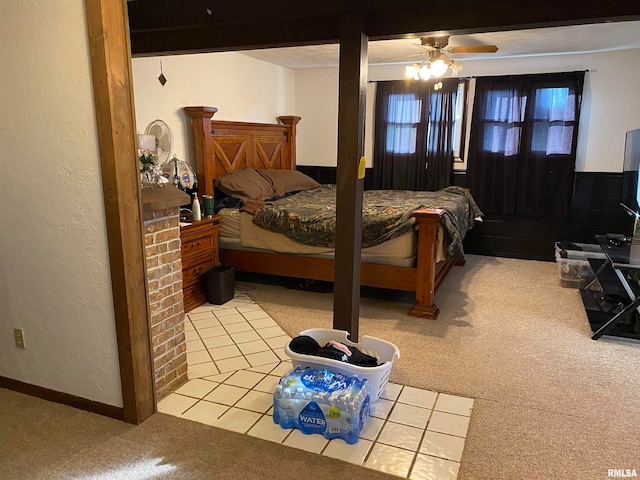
[447,45,499,54]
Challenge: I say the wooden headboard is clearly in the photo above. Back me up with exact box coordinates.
[184,106,301,197]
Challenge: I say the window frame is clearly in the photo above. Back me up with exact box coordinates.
[529,86,577,156]
[452,80,468,162]
[385,92,422,155]
[385,81,468,162]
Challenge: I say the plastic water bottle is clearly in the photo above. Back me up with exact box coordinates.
[273,387,298,429]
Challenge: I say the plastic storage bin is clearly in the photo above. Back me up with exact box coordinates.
[284,328,400,401]
[555,242,606,289]
[272,366,371,444]
[205,264,235,304]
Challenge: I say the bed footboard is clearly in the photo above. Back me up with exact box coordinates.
[409,208,447,320]
[220,207,458,320]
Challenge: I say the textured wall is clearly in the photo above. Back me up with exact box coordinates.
[0,0,123,406]
[132,52,296,171]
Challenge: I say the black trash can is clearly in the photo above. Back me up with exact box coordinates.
[206,264,235,305]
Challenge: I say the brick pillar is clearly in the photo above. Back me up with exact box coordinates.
[143,206,188,401]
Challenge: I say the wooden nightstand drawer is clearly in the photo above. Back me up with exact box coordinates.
[181,230,215,259]
[182,257,215,288]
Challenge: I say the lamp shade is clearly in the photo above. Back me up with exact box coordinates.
[405,64,420,80]
[419,65,432,80]
[429,59,448,77]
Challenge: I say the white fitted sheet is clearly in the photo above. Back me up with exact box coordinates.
[218,208,445,266]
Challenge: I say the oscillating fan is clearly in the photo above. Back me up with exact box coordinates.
[143,119,197,192]
[144,119,173,166]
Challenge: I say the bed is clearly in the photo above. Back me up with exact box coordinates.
[184,106,481,319]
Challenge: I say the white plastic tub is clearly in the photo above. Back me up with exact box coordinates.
[284,328,400,401]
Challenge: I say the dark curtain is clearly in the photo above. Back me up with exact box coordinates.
[372,79,458,191]
[425,80,459,191]
[467,71,585,217]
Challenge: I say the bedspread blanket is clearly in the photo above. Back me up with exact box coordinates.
[252,185,483,259]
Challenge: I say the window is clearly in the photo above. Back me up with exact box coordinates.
[477,85,578,158]
[480,89,527,156]
[373,79,462,191]
[387,83,466,159]
[452,81,467,161]
[531,87,576,155]
[467,71,585,217]
[385,93,422,154]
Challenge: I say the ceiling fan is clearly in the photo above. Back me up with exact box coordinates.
[419,35,499,55]
[403,35,499,81]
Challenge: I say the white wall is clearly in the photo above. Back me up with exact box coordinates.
[132,53,296,169]
[295,49,640,172]
[0,0,122,406]
[295,68,378,168]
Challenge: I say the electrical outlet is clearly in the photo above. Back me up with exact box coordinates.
[14,328,25,348]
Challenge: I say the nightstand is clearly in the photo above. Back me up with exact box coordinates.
[180,216,221,312]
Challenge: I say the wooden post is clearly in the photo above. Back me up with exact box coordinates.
[409,209,445,319]
[184,106,219,197]
[333,13,368,342]
[85,0,155,423]
[278,115,302,169]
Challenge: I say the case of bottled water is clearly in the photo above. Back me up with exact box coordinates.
[272,367,371,444]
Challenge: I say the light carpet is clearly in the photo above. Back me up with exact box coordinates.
[244,254,640,480]
[0,388,399,480]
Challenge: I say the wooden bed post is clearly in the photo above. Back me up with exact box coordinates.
[410,208,445,320]
[277,116,301,169]
[184,106,218,197]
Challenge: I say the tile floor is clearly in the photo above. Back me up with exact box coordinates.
[158,287,474,479]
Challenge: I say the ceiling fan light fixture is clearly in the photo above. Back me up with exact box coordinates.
[429,59,448,77]
[450,61,464,75]
[418,64,432,80]
[405,63,420,80]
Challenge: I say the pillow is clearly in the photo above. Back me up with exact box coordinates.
[257,169,320,197]
[214,167,276,201]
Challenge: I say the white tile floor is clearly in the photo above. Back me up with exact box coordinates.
[158,288,474,480]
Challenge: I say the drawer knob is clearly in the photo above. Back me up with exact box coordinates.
[191,241,202,248]
[192,267,204,276]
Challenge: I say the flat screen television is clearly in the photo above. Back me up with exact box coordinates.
[620,128,640,218]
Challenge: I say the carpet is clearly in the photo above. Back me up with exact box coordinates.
[244,254,640,480]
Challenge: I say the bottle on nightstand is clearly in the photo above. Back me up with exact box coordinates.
[192,193,201,221]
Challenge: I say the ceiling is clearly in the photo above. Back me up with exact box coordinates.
[239,21,640,69]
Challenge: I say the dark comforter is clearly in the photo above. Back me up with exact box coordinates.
[251,185,483,259]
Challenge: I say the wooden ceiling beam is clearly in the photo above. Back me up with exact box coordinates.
[128,0,640,56]
[365,1,640,40]
[127,0,342,32]
[129,16,340,57]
